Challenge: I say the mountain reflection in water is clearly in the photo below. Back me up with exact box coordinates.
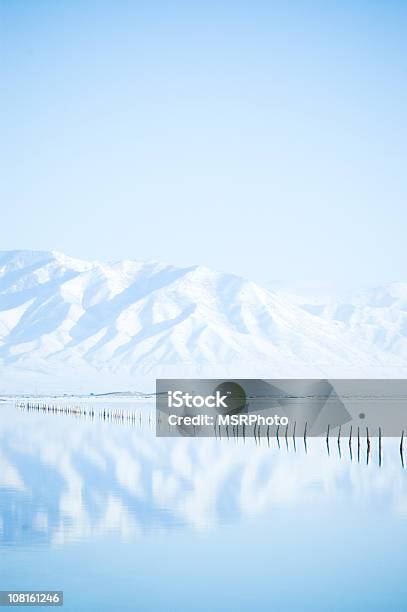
[0,400,406,549]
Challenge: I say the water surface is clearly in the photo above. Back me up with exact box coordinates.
[0,400,406,611]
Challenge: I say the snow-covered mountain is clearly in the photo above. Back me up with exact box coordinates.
[0,251,405,393]
[296,283,407,361]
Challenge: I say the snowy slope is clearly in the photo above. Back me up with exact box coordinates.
[297,283,407,361]
[0,251,405,393]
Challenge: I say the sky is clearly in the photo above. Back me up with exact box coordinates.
[1,0,406,288]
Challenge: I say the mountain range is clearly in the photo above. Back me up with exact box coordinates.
[0,250,405,393]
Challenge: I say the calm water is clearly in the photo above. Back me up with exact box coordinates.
[0,399,406,611]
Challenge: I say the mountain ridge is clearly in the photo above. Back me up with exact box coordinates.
[0,250,405,393]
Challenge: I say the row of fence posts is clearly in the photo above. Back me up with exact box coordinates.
[15,401,154,428]
[15,402,405,468]
[214,419,405,467]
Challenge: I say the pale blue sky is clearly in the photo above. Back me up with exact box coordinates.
[1,1,406,287]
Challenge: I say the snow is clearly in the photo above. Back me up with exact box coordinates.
[0,250,406,393]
